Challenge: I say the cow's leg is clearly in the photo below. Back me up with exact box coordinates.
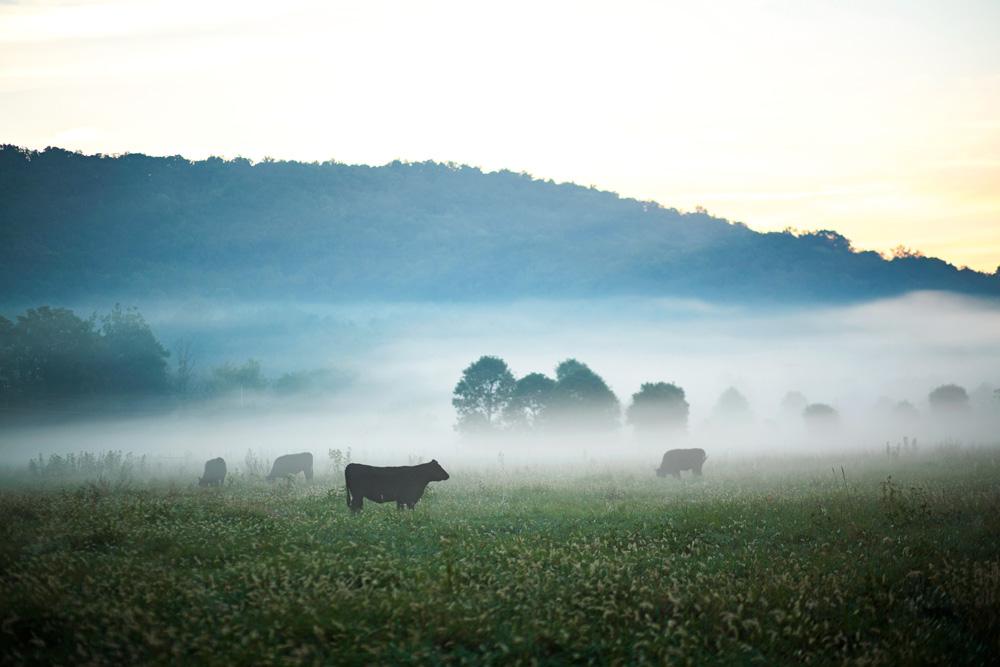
[672,470,681,480]
[305,466,313,481]
[407,502,416,510]
[693,464,703,476]
[350,497,363,513]
[397,501,406,510]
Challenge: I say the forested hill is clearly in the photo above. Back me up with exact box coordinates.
[2,145,997,304]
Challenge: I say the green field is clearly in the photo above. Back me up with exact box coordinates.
[2,449,999,665]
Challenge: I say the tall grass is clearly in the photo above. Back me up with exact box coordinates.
[26,450,146,480]
[1,446,998,664]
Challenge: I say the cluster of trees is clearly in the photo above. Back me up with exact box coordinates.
[449,355,840,437]
[927,384,972,412]
[0,305,346,410]
[453,356,995,437]
[3,145,997,305]
[0,305,170,404]
[777,383,992,434]
[452,356,690,435]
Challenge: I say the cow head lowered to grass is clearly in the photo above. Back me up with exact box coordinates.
[266,452,313,482]
[656,448,707,479]
[344,459,450,512]
[199,457,227,487]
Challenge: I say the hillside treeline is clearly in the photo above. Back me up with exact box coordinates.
[2,145,998,304]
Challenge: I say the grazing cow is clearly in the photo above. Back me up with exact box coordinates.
[345,460,450,512]
[656,448,707,479]
[199,457,227,487]
[266,452,314,481]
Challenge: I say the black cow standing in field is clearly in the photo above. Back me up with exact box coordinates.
[199,457,227,486]
[266,452,313,481]
[656,448,707,479]
[345,460,450,512]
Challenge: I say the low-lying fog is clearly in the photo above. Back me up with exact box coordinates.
[2,291,999,471]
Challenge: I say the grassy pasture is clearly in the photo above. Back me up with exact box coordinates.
[1,449,999,665]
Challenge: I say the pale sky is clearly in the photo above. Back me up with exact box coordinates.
[2,0,999,271]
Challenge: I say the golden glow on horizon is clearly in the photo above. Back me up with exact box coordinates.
[2,0,999,271]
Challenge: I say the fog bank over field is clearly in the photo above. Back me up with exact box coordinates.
[2,291,999,468]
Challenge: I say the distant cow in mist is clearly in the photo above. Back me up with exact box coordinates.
[266,452,313,481]
[656,448,707,479]
[345,460,450,512]
[199,457,227,486]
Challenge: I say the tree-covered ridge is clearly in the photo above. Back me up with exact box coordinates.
[1,145,998,303]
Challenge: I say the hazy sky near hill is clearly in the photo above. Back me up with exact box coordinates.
[2,0,999,271]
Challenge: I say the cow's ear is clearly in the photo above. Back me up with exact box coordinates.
[431,458,437,463]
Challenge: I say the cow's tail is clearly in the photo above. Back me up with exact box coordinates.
[344,467,352,508]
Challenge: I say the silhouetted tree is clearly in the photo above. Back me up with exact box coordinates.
[98,304,169,395]
[928,384,970,413]
[547,359,619,431]
[4,306,101,401]
[780,391,807,416]
[452,356,516,433]
[712,387,751,424]
[503,372,556,430]
[626,382,689,435]
[803,403,839,433]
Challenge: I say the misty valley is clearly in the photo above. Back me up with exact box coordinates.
[4,0,1000,658]
[1,292,999,664]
